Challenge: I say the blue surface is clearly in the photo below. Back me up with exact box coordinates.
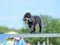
[0,34,8,42]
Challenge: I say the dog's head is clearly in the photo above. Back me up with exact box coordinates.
[23,12,32,21]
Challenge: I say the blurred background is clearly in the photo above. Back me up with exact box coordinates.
[0,0,60,45]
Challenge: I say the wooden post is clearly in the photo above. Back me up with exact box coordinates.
[43,41,46,45]
[47,38,49,45]
[38,41,40,45]
[50,43,53,45]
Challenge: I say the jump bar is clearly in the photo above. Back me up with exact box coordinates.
[7,33,60,37]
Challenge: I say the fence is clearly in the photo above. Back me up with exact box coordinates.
[37,41,53,45]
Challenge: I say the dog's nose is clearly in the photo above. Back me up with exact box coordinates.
[23,18,25,21]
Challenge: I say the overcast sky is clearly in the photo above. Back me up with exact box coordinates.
[0,0,60,29]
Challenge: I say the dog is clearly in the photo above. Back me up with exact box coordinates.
[23,12,42,33]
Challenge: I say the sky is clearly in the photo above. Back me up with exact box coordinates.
[0,0,60,29]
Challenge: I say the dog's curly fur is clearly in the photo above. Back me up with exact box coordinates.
[23,12,42,33]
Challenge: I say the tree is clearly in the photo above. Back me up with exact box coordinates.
[0,26,10,34]
[46,19,60,33]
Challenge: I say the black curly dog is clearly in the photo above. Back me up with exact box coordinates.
[23,12,42,33]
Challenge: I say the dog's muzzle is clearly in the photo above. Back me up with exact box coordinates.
[23,18,29,21]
